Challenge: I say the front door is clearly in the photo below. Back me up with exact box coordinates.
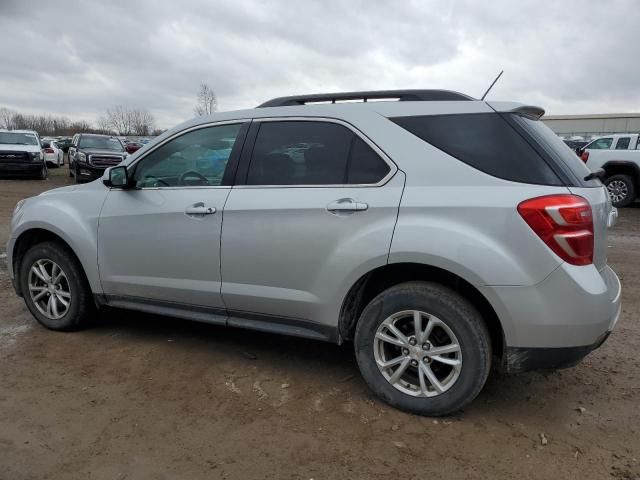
[98,122,247,311]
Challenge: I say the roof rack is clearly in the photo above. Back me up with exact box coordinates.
[257,89,474,108]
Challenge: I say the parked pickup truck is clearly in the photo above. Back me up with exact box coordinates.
[579,134,640,207]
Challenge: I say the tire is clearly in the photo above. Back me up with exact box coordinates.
[74,164,82,183]
[19,241,95,331]
[37,164,48,180]
[354,281,491,416]
[605,174,635,208]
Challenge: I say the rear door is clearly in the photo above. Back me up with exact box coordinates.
[220,118,403,330]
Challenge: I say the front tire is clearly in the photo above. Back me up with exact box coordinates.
[354,282,491,416]
[19,241,95,331]
[38,164,48,180]
[605,174,635,207]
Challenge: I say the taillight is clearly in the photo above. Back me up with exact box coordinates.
[518,195,593,266]
[44,148,54,154]
[581,150,589,163]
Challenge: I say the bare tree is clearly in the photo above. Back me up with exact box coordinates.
[0,107,16,129]
[194,83,217,116]
[102,106,155,136]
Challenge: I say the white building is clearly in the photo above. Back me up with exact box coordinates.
[542,113,640,141]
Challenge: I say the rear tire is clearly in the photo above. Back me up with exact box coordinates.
[354,281,491,416]
[605,174,635,207]
[19,241,95,331]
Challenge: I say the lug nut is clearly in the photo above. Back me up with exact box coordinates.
[410,359,418,367]
[402,348,409,356]
[409,337,417,346]
[423,357,431,364]
[422,342,431,350]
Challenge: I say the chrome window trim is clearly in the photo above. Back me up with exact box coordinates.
[236,116,398,189]
[125,119,250,191]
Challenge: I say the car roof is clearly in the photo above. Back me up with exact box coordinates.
[0,129,38,134]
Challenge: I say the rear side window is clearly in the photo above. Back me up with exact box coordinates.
[246,121,390,185]
[615,137,630,150]
[391,113,562,185]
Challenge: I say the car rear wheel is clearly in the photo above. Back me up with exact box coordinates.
[354,281,491,416]
[19,241,95,331]
[605,174,635,207]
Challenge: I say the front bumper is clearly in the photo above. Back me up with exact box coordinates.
[0,163,43,176]
[75,162,105,181]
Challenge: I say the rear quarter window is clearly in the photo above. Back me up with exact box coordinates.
[391,113,563,186]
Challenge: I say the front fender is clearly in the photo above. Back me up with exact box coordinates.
[9,186,108,294]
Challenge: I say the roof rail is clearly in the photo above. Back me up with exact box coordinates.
[257,89,474,108]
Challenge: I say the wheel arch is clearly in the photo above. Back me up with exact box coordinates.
[338,262,505,362]
[602,161,640,186]
[11,226,99,297]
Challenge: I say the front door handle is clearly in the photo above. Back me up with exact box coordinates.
[326,198,369,212]
[185,203,216,215]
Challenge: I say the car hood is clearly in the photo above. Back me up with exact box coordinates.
[38,179,105,197]
[80,148,127,157]
[0,144,41,153]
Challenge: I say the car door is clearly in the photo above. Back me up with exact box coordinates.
[220,119,404,333]
[98,121,248,315]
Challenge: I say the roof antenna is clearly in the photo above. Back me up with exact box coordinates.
[480,70,504,101]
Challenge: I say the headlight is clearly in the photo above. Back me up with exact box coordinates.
[30,151,43,161]
[78,152,86,162]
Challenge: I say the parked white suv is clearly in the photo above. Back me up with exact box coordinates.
[580,133,640,207]
[0,129,47,179]
[7,90,621,415]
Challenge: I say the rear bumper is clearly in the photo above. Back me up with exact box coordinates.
[503,330,613,373]
[480,264,621,371]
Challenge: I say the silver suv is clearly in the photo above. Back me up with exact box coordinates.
[7,90,621,415]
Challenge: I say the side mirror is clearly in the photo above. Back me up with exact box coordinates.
[103,165,130,188]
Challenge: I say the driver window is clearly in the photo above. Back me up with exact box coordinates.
[133,123,242,188]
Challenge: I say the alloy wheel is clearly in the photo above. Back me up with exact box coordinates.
[28,259,71,320]
[373,310,462,397]
[607,180,628,204]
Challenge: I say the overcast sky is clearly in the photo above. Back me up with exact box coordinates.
[1,0,638,129]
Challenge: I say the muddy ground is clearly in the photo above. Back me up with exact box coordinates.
[1,166,639,479]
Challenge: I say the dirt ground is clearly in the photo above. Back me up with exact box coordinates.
[1,166,639,480]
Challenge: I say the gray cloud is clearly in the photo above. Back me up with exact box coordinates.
[1,0,638,128]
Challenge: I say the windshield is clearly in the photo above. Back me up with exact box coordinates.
[0,132,39,146]
[79,136,124,151]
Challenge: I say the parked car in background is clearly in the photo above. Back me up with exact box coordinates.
[68,134,127,183]
[55,137,73,153]
[579,133,640,207]
[41,139,64,167]
[563,139,589,151]
[0,129,47,179]
[6,89,621,416]
[125,141,143,154]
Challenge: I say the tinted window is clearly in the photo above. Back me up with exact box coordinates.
[615,137,630,150]
[587,137,613,150]
[513,115,599,187]
[348,136,390,184]
[247,121,389,185]
[392,113,562,185]
[133,124,242,188]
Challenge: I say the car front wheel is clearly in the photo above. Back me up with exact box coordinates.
[354,281,491,416]
[19,241,95,331]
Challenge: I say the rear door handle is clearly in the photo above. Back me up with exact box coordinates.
[185,203,216,215]
[327,198,368,212]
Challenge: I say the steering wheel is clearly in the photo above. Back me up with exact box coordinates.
[143,175,170,187]
[179,170,210,186]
